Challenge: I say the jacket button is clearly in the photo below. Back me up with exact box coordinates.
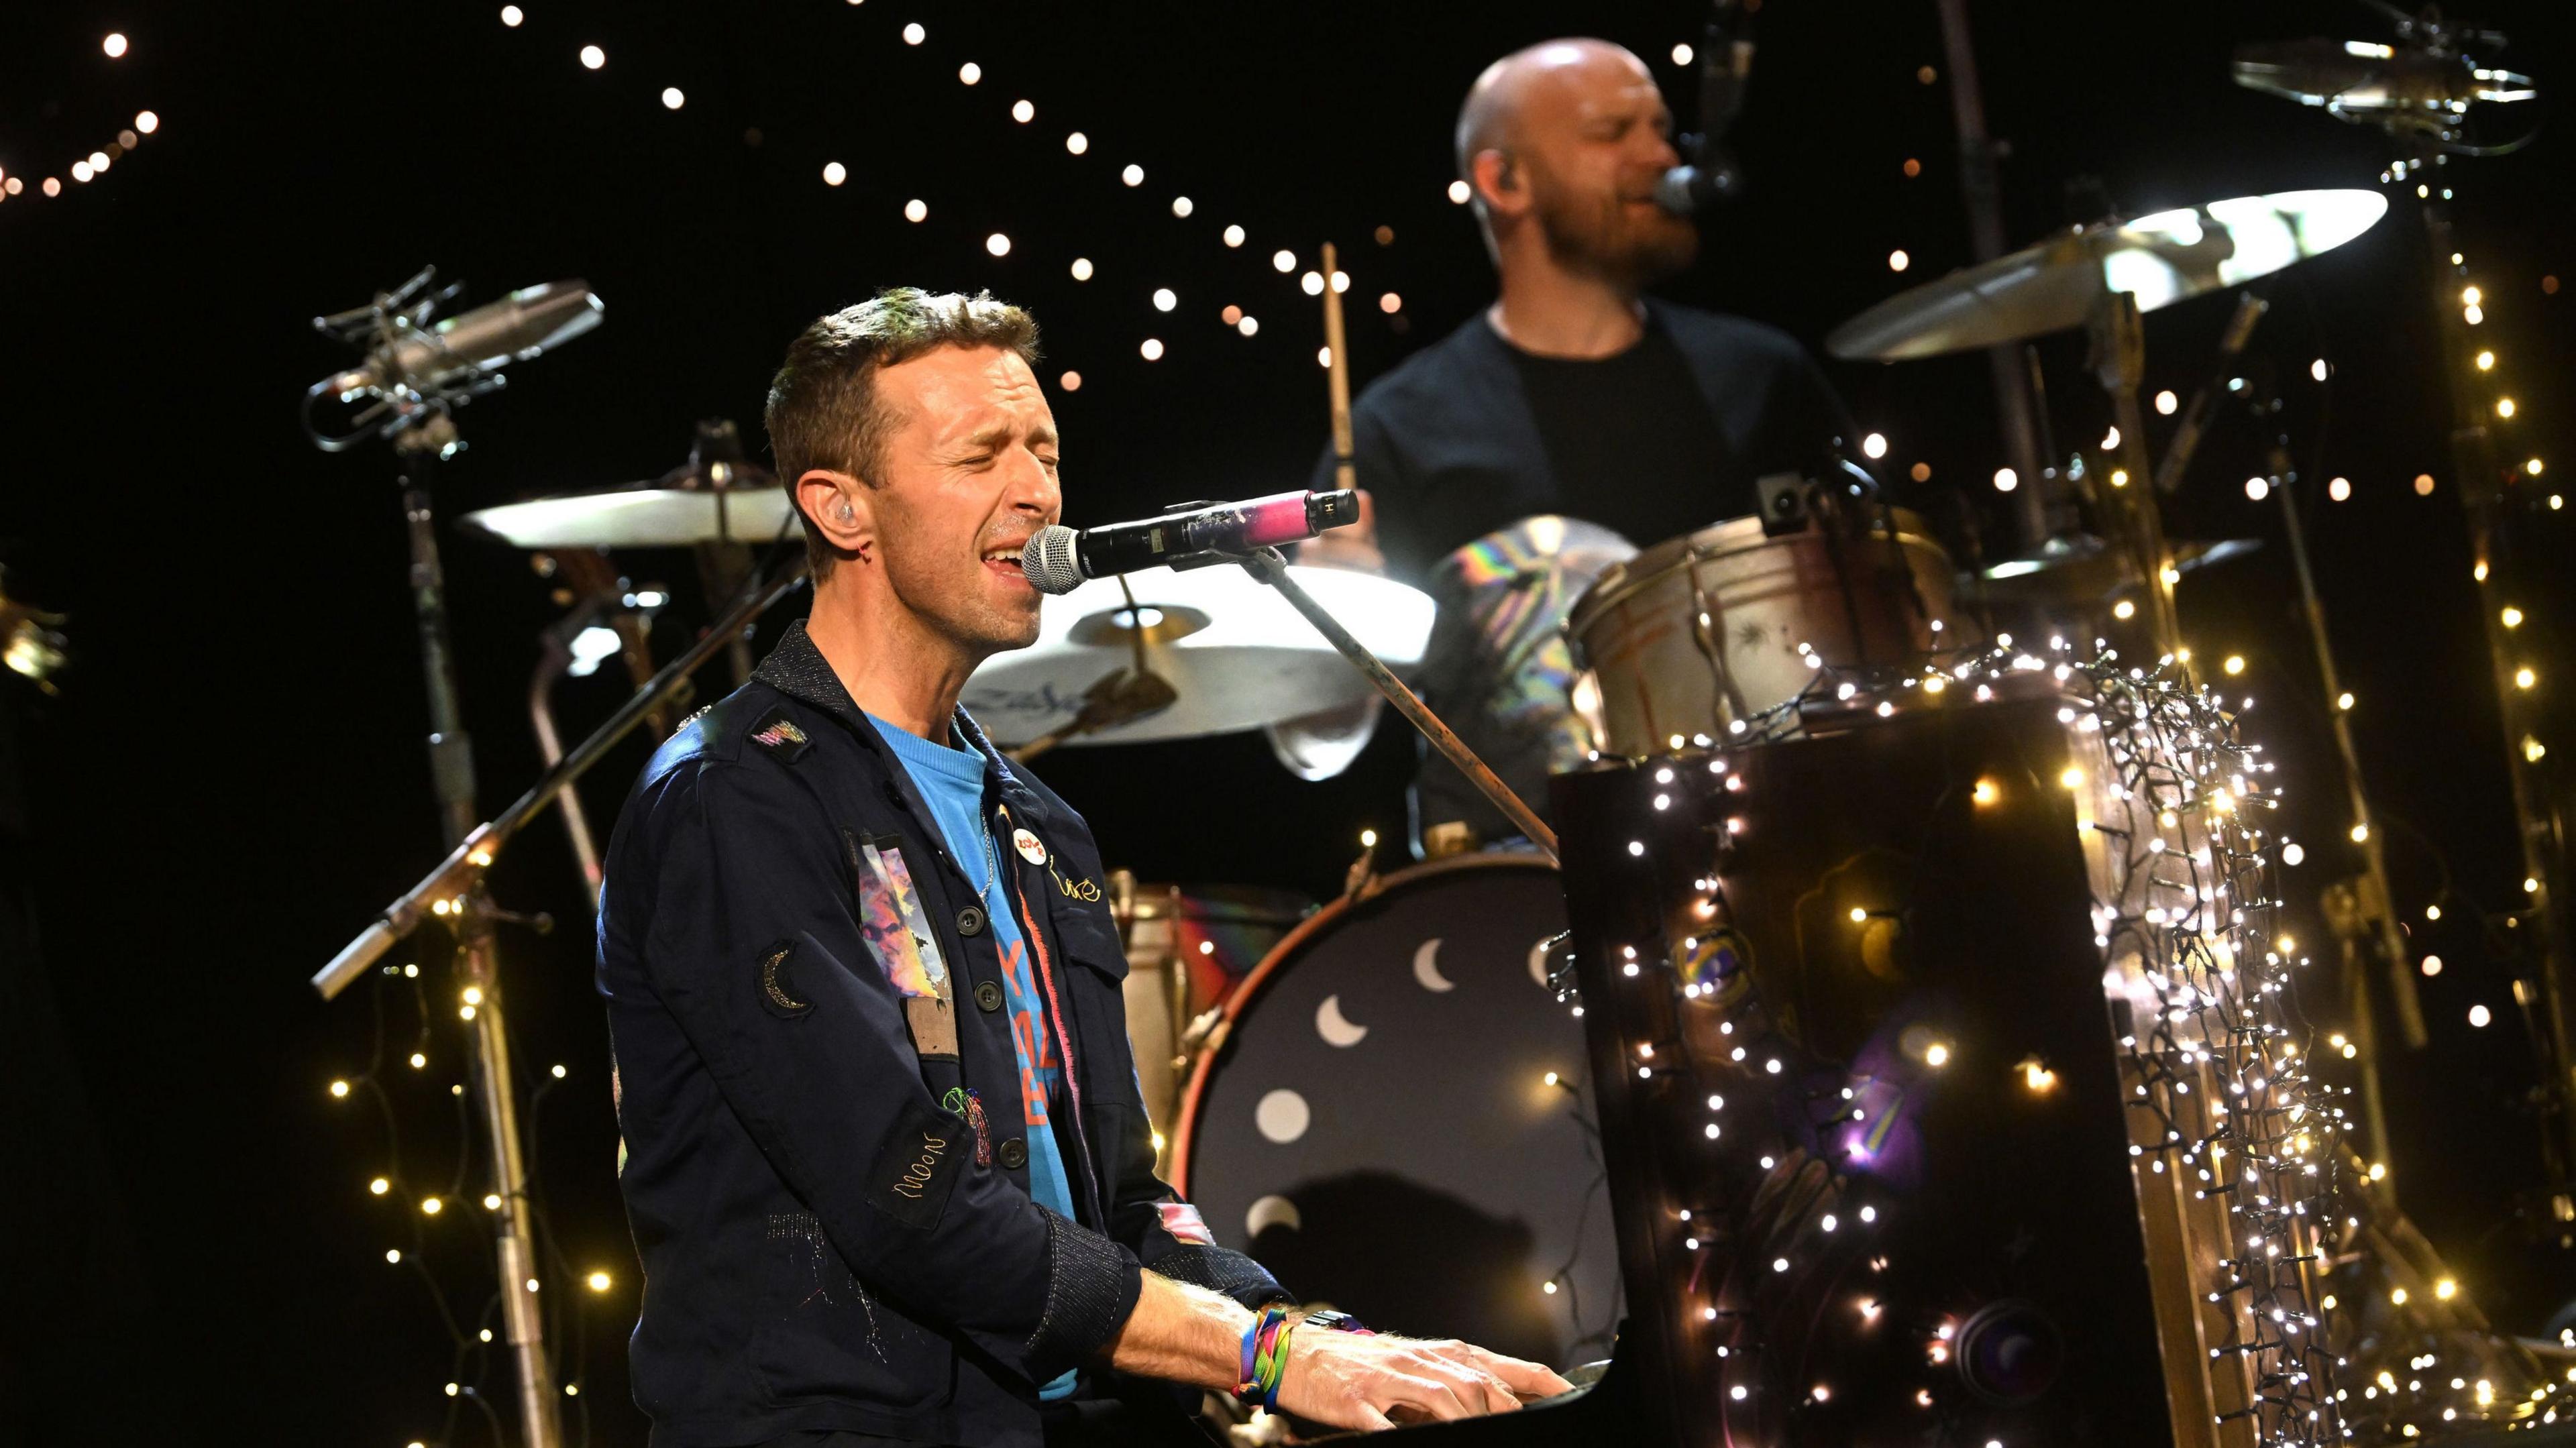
[998,1137,1028,1170]
[974,980,1005,1013]
[957,905,986,936]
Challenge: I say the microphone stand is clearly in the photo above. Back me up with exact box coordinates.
[1228,547,1558,865]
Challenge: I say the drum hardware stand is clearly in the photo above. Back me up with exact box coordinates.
[2086,288,2185,657]
[1230,546,1559,865]
[529,573,674,911]
[1932,0,2051,553]
[2257,380,2431,1076]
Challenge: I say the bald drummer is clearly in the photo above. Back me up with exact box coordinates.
[1309,38,1862,848]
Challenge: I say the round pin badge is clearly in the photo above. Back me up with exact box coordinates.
[1012,828,1047,865]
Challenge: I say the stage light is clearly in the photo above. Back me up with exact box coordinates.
[70,162,91,184]
[822,161,847,186]
[1057,371,1081,392]
[409,1052,427,1069]
[2498,398,2516,419]
[1993,467,2017,492]
[2282,842,2304,866]
[1315,347,1332,369]
[1271,248,1295,273]
[2516,667,2537,689]
[2528,458,2546,477]
[2476,350,2496,370]
[1121,164,1144,186]
[2059,765,2084,789]
[1065,131,1087,155]
[661,87,685,109]
[1300,271,1324,296]
[370,1177,390,1194]
[1236,315,1258,337]
[902,22,924,44]
[1069,257,1093,281]
[1330,270,1350,293]
[2311,358,2329,382]
[2155,390,2179,414]
[1379,292,1401,314]
[500,5,523,24]
[985,233,1010,257]
[1862,431,1887,459]
[1672,43,1694,65]
[2469,1005,2491,1029]
[1924,1043,1950,1068]
[580,44,605,69]
[1448,180,1471,204]
[2337,691,2354,711]
[1139,338,1164,361]
[462,986,484,1006]
[422,1196,443,1215]
[2328,476,2351,501]
[1888,249,1910,272]
[2245,477,2270,501]
[2526,737,2546,763]
[1223,224,1244,247]
[1972,778,1998,806]
[2114,600,2137,620]
[2416,473,2437,496]
[1171,196,1193,218]
[957,62,981,85]
[103,32,128,58]
[330,1079,351,1099]
[136,111,160,134]
[904,199,926,222]
[40,178,59,197]
[1011,99,1033,123]
[588,1270,613,1292]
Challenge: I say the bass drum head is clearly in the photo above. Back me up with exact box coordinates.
[1173,855,1619,1370]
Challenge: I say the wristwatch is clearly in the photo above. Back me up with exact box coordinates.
[1301,1308,1373,1335]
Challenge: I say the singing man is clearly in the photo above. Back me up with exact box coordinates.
[596,288,1568,1447]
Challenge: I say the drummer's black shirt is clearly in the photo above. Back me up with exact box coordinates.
[1311,300,1858,840]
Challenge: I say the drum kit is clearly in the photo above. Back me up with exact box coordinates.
[300,10,2553,1436]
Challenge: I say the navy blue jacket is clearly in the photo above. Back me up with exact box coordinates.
[597,621,1287,1447]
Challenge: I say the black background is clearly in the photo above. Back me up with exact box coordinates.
[2,0,2571,1441]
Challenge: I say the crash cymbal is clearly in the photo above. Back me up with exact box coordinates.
[463,434,788,549]
[1828,190,2389,361]
[963,564,1434,747]
[1976,535,2263,605]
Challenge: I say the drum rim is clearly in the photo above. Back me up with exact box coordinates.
[1566,508,1946,636]
[1167,850,1560,1198]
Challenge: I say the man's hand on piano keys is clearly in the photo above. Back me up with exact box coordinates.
[1277,1329,1574,1431]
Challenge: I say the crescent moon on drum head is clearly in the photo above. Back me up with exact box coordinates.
[1246,1194,1303,1237]
[1413,938,1456,993]
[1315,994,1369,1047]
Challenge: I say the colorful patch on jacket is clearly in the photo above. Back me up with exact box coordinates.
[1156,1201,1217,1247]
[857,835,950,997]
[943,1087,994,1166]
[749,712,810,759]
[853,849,940,999]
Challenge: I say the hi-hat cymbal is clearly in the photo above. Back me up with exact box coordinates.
[963,564,1434,747]
[464,449,790,550]
[1828,189,2389,361]
[1976,535,2263,605]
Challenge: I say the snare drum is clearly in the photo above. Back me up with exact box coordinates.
[1171,854,1617,1370]
[1566,509,1960,757]
[1111,876,1313,1157]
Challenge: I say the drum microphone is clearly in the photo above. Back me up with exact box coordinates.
[1655,0,1756,216]
[1020,490,1361,595]
[320,280,605,400]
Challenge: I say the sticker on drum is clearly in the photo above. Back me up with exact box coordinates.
[1172,855,1618,1371]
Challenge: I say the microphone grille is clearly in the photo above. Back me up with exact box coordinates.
[1022,525,1084,596]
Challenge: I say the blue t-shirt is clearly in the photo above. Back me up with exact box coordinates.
[869,713,1080,1400]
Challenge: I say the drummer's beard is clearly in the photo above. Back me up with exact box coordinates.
[1533,173,1699,292]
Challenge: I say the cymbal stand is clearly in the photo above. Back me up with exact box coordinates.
[2086,289,2184,657]
[2394,101,2576,1205]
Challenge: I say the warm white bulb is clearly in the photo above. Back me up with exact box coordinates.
[499,5,523,26]
[1992,467,2018,493]
[985,232,1010,257]
[1139,337,1165,361]
[1672,43,1695,65]
[822,161,847,186]
[1152,287,1177,312]
[2155,389,2179,415]
[1236,315,1258,337]
[902,21,925,44]
[135,110,160,134]
[1447,179,1472,205]
[1271,249,1295,273]
[103,32,129,58]
[1065,131,1088,155]
[1069,257,1093,281]
[957,62,981,85]
[661,87,686,109]
[1120,164,1144,186]
[579,44,605,69]
[903,198,927,223]
[1888,249,1911,272]
[1171,196,1193,218]
[1301,271,1324,296]
[2328,476,2351,502]
[2244,477,2270,501]
[1222,224,1245,247]
[1011,99,1034,123]
[1862,432,1888,459]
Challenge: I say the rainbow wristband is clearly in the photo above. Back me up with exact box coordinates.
[1241,1303,1298,1401]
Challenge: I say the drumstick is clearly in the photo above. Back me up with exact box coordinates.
[1321,241,1356,494]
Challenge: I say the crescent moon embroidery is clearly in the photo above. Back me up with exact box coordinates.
[1413,938,1456,993]
[1246,1194,1303,1237]
[1315,993,1369,1047]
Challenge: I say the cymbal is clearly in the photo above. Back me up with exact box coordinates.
[464,450,790,550]
[1976,535,2262,605]
[1828,189,2388,361]
[963,564,1434,747]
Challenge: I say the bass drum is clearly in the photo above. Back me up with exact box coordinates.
[1171,854,1619,1371]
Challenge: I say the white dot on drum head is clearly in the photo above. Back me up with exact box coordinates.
[1256,1089,1311,1144]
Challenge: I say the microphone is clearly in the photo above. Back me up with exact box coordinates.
[323,280,605,399]
[1020,490,1360,595]
[2232,38,2534,124]
[1656,0,1755,216]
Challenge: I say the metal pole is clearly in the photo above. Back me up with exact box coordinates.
[2273,457,2430,1052]
[397,420,480,850]
[1932,0,2050,551]
[2406,146,2576,1192]
[1233,549,1559,862]
[457,903,564,1448]
[314,562,810,999]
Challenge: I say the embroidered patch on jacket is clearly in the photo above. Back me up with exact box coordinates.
[867,1098,967,1231]
[942,1086,995,1166]
[1157,1201,1218,1246]
[756,938,812,1018]
[749,709,811,761]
